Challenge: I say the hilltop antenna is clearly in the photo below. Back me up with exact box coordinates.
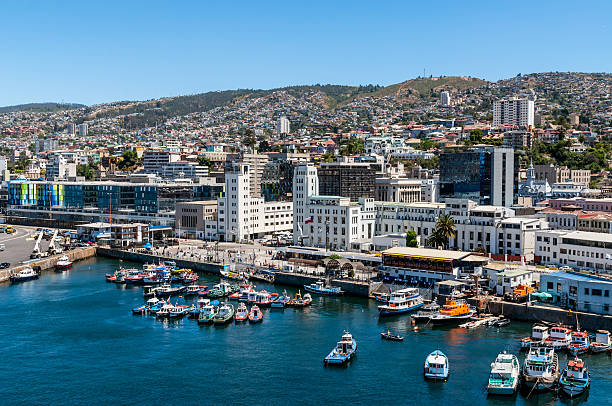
[423,68,426,78]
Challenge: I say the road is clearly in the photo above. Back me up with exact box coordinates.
[0,226,50,267]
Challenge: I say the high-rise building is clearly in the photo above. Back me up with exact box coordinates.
[440,91,451,107]
[292,163,319,242]
[318,157,376,202]
[143,150,180,174]
[45,155,77,180]
[493,97,534,127]
[277,116,290,135]
[35,138,59,155]
[439,147,516,207]
[77,123,88,136]
[242,153,269,198]
[66,123,76,136]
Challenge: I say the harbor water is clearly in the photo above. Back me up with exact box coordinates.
[1,257,610,405]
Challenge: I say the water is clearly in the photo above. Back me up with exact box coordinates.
[1,257,610,405]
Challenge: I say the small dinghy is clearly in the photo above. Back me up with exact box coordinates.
[380,331,404,341]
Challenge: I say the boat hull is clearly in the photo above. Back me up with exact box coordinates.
[304,286,342,296]
[522,376,557,392]
[10,275,39,283]
[378,302,423,317]
[486,384,517,396]
[429,313,473,325]
[560,381,589,398]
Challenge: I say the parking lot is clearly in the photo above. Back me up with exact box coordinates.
[0,226,51,268]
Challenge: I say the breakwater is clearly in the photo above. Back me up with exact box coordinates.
[1,246,97,282]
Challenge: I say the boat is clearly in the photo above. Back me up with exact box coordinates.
[184,285,208,297]
[380,331,404,341]
[182,272,199,284]
[55,255,72,271]
[237,284,255,301]
[213,303,235,325]
[123,269,145,285]
[568,331,590,356]
[428,299,475,325]
[188,298,211,318]
[148,299,166,314]
[378,288,424,317]
[153,284,187,298]
[324,331,357,365]
[412,302,440,322]
[235,303,249,322]
[198,303,220,325]
[522,347,559,391]
[520,325,549,349]
[255,291,277,307]
[249,271,275,284]
[271,290,290,308]
[286,290,312,308]
[492,317,510,327]
[543,326,572,350]
[132,303,150,314]
[169,304,190,318]
[590,330,611,353]
[143,285,157,298]
[373,292,390,303]
[559,357,590,398]
[155,301,174,318]
[220,268,244,281]
[207,282,237,298]
[486,352,520,395]
[248,305,263,323]
[423,350,449,380]
[9,267,39,283]
[304,280,343,296]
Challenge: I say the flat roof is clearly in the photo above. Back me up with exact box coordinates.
[382,247,471,261]
[562,231,612,244]
[549,271,612,284]
[498,269,533,277]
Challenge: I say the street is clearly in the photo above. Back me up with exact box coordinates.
[0,226,50,267]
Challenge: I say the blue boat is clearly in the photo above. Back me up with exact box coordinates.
[132,304,149,314]
[271,290,290,308]
[424,350,449,380]
[304,280,343,296]
[148,299,166,314]
[559,358,590,398]
[324,331,357,365]
[9,268,40,283]
[378,288,424,317]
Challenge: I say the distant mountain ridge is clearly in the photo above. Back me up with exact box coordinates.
[0,102,86,113]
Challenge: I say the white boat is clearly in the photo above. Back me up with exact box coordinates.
[304,280,343,296]
[155,301,174,318]
[543,326,572,350]
[9,267,39,283]
[324,331,357,365]
[486,352,520,395]
[378,288,424,317]
[424,350,449,380]
[591,330,611,353]
[520,325,549,349]
[55,255,72,271]
[522,347,559,391]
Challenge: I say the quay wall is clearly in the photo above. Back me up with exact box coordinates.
[96,247,224,274]
[477,299,612,331]
[274,272,371,297]
[1,247,97,282]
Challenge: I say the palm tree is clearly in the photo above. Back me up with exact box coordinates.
[427,214,457,249]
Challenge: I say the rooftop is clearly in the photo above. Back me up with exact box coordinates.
[382,247,472,261]
[549,271,612,284]
[562,230,612,244]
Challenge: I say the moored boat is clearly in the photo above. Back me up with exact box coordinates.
[153,284,187,298]
[55,255,72,271]
[184,285,208,297]
[520,325,549,350]
[324,331,357,365]
[411,302,440,322]
[486,352,520,395]
[543,326,572,350]
[286,290,312,308]
[235,303,249,322]
[254,291,277,308]
[9,267,39,283]
[568,331,590,356]
[428,299,474,325]
[591,330,611,353]
[155,301,174,318]
[248,305,263,323]
[380,331,404,341]
[169,304,190,318]
[522,347,559,391]
[424,350,449,380]
[198,303,219,325]
[271,290,290,308]
[559,357,590,398]
[378,288,423,317]
[304,280,343,296]
[213,303,235,325]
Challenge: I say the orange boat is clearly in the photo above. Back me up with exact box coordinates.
[429,298,474,325]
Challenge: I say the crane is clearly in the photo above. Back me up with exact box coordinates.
[30,230,48,259]
[48,229,63,256]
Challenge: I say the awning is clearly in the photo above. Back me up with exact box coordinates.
[531,292,552,299]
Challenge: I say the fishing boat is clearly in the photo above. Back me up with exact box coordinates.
[520,325,549,349]
[188,298,211,318]
[197,303,220,325]
[207,282,237,298]
[423,350,449,380]
[590,330,611,353]
[132,303,150,315]
[248,305,263,323]
[184,285,208,297]
[380,331,404,341]
[486,352,520,395]
[286,290,312,308]
[559,357,590,398]
[428,299,475,325]
[255,291,277,308]
[271,290,290,308]
[237,284,255,301]
[235,303,249,322]
[154,284,187,298]
[412,302,441,322]
[568,331,590,356]
[169,304,190,318]
[54,255,72,271]
[182,272,199,284]
[378,288,424,317]
[213,303,235,325]
[148,299,166,314]
[544,326,572,350]
[249,271,275,284]
[220,268,244,281]
[246,290,259,304]
[123,269,145,285]
[522,347,559,391]
[373,292,390,303]
[9,267,39,283]
[304,280,343,296]
[324,331,357,365]
[155,301,174,318]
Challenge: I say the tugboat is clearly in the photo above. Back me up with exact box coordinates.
[248,305,263,323]
[559,357,590,398]
[544,326,572,351]
[568,331,590,356]
[235,303,249,322]
[9,267,39,283]
[520,325,550,350]
[591,330,611,353]
[304,280,343,296]
[378,288,424,317]
[424,350,449,380]
[324,331,357,365]
[522,347,559,392]
[428,299,474,325]
[213,303,235,325]
[55,255,72,271]
[486,352,520,395]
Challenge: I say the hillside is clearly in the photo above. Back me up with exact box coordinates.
[0,102,86,113]
[370,76,488,100]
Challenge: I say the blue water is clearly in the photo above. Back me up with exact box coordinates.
[1,257,610,405]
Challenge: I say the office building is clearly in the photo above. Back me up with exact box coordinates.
[143,150,180,175]
[77,123,88,136]
[535,230,612,272]
[540,271,612,314]
[534,164,591,187]
[439,147,515,207]
[175,200,218,240]
[46,155,77,180]
[242,153,269,198]
[440,91,451,106]
[277,116,290,135]
[375,178,422,203]
[66,123,76,136]
[35,138,59,155]
[318,157,376,202]
[503,130,532,149]
[493,97,534,127]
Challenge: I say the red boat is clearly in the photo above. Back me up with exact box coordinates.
[248,305,263,323]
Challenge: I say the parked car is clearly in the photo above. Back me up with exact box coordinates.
[0,262,10,269]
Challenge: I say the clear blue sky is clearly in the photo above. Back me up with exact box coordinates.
[1,0,610,106]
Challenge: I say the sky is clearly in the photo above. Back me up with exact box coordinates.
[1,0,611,106]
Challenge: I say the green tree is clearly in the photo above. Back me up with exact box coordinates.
[427,214,456,249]
[197,156,213,168]
[415,139,437,151]
[406,230,418,247]
[118,150,140,172]
[470,129,483,143]
[321,152,336,163]
[339,138,365,155]
[258,139,271,152]
[77,163,96,180]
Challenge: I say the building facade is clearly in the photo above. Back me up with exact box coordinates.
[493,97,535,127]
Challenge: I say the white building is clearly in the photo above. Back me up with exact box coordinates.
[493,97,535,127]
[440,91,451,107]
[77,123,88,136]
[46,155,77,180]
[161,161,208,180]
[535,230,612,272]
[277,116,290,135]
[143,150,180,175]
[66,123,76,136]
[421,178,439,203]
[0,156,7,172]
[375,177,422,203]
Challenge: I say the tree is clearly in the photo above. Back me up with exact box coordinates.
[470,129,483,143]
[197,156,213,168]
[405,230,418,247]
[414,139,437,151]
[427,214,456,249]
[77,163,96,180]
[242,129,257,149]
[258,139,271,152]
[118,150,140,172]
[339,138,365,155]
[321,152,336,163]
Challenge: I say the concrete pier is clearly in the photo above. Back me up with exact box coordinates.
[1,247,97,282]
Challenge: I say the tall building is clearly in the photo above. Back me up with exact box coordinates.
[77,123,88,136]
[439,147,516,207]
[292,163,319,242]
[35,138,59,155]
[318,157,376,202]
[493,97,534,127]
[66,123,76,136]
[534,164,591,187]
[242,153,269,198]
[143,150,180,174]
[277,116,290,135]
[46,155,77,180]
[0,156,7,172]
[440,91,451,107]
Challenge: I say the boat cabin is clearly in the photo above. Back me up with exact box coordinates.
[532,325,550,340]
[595,330,611,345]
[525,347,555,377]
[336,333,355,354]
[440,299,470,317]
[567,359,587,380]
[549,326,571,340]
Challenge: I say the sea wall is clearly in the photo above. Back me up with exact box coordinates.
[1,247,97,282]
[274,272,371,297]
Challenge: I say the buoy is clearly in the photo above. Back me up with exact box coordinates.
[411,319,416,325]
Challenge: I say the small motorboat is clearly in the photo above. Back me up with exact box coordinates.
[132,303,149,315]
[271,290,290,308]
[154,284,187,298]
[148,299,166,314]
[235,303,249,322]
[559,357,590,398]
[248,305,263,323]
[568,331,590,356]
[254,291,277,308]
[486,352,520,395]
[373,292,390,303]
[9,267,39,283]
[155,301,174,318]
[287,291,312,308]
[189,298,210,318]
[304,280,343,296]
[424,350,449,381]
[55,255,72,271]
[184,285,208,297]
[591,330,611,353]
[169,304,190,319]
[197,303,219,325]
[213,303,235,325]
[380,331,404,341]
[492,317,510,327]
[324,331,357,365]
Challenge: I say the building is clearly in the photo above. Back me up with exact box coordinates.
[46,155,77,180]
[175,200,218,240]
[503,130,532,149]
[375,178,421,203]
[535,230,612,272]
[66,123,76,136]
[76,222,149,247]
[261,160,296,202]
[318,157,376,202]
[569,113,580,126]
[277,116,290,135]
[242,153,269,198]
[439,147,515,207]
[493,97,535,127]
[534,164,590,187]
[540,271,612,314]
[486,266,534,296]
[0,156,7,172]
[160,161,208,180]
[577,212,612,233]
[77,123,88,136]
[549,197,612,212]
[143,150,180,175]
[440,91,451,107]
[421,178,439,203]
[35,138,59,155]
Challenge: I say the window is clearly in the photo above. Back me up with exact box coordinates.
[584,288,590,295]
[605,290,609,298]
[547,282,553,290]
[592,289,602,296]
[569,286,577,295]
